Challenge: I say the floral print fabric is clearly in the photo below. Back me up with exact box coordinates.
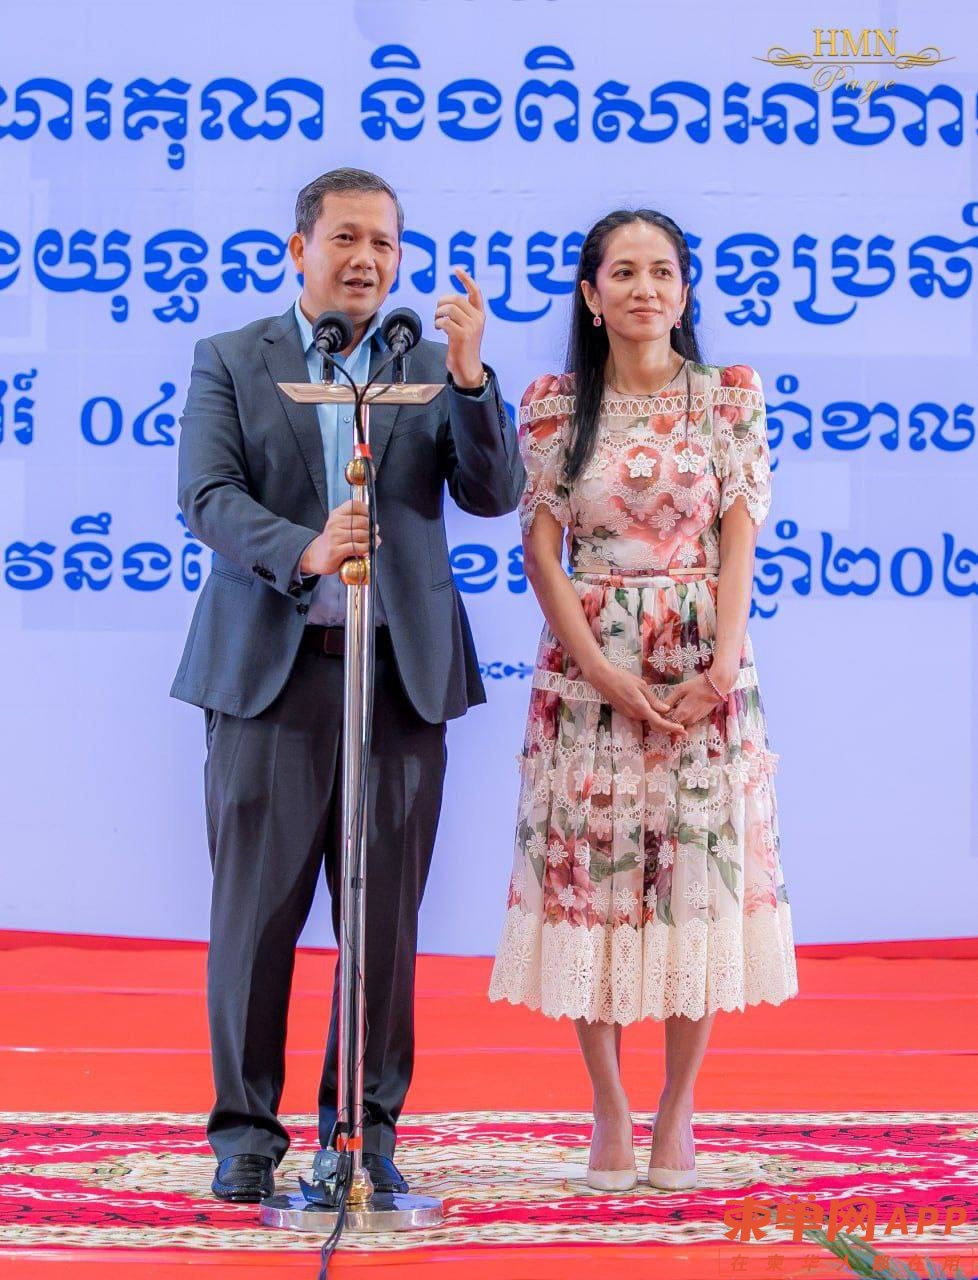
[488,363,798,1023]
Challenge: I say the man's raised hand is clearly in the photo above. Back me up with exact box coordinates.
[434,266,486,388]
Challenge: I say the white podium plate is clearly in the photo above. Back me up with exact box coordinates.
[278,382,444,405]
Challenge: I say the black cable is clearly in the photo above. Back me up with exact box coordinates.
[316,1161,351,1278]
[358,348,400,405]
[340,345,403,1149]
[346,351,378,1162]
[307,351,370,1277]
[312,345,414,1274]
[313,347,382,1275]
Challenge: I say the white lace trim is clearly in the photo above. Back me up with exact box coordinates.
[519,490,570,534]
[718,478,771,525]
[488,902,798,1024]
[531,665,758,704]
[518,384,764,426]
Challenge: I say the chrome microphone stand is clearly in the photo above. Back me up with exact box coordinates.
[261,370,444,1235]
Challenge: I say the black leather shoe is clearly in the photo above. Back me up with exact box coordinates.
[363,1153,408,1194]
[212,1154,276,1202]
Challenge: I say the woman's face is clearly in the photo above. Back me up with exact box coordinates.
[581,221,688,346]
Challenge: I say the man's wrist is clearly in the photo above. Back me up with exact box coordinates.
[299,536,321,578]
[449,365,488,393]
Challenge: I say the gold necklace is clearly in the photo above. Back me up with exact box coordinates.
[607,356,687,397]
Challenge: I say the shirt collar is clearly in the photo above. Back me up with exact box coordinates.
[293,297,384,359]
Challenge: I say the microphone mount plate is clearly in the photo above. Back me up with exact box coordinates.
[277,382,444,405]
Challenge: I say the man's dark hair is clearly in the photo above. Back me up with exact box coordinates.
[294,168,404,241]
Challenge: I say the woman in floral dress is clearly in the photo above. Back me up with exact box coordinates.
[489,209,798,1192]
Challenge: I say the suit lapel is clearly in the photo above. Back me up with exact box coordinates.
[261,309,329,515]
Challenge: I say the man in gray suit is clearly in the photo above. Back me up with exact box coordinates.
[171,168,523,1202]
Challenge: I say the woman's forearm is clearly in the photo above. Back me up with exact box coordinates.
[711,505,759,688]
[526,554,609,683]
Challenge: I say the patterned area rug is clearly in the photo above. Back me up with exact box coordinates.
[1,1110,975,1254]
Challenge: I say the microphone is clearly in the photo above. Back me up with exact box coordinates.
[312,311,354,357]
[380,307,422,358]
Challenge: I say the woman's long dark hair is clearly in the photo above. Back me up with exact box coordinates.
[564,209,704,484]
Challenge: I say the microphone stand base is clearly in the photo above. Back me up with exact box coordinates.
[259,1190,444,1232]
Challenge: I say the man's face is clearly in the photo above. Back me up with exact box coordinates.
[289,190,401,329]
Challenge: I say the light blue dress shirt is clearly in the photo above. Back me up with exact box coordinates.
[293,297,388,626]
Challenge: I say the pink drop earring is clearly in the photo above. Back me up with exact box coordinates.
[593,314,603,328]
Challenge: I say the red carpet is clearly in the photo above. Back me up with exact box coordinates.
[1,931,976,1277]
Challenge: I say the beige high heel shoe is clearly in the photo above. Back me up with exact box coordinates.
[586,1117,638,1191]
[586,1163,638,1192]
[648,1120,697,1190]
[647,1162,697,1191]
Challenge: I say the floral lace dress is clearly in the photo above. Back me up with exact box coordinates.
[488,362,798,1024]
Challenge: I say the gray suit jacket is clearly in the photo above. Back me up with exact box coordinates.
[170,305,524,724]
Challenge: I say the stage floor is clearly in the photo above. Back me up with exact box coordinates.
[1,931,976,1278]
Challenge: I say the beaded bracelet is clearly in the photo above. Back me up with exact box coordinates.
[703,668,728,701]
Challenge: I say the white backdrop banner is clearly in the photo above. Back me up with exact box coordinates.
[1,1,976,950]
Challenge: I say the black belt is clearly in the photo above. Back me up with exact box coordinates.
[300,624,391,658]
